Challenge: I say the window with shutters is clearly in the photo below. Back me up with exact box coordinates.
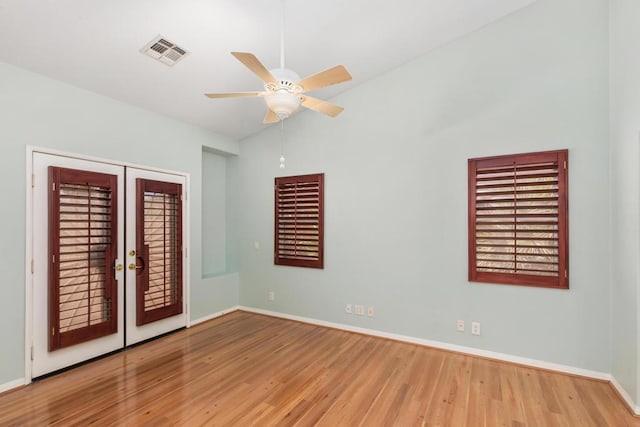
[468,150,568,289]
[49,166,119,351]
[274,173,324,269]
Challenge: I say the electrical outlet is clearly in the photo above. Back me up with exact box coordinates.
[456,320,465,332]
[345,304,352,314]
[471,322,481,336]
[367,306,375,317]
[354,305,364,316]
[268,291,275,301]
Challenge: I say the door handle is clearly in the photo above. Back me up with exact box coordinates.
[114,264,124,272]
[128,263,143,271]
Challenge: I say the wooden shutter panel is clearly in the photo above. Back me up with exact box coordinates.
[468,150,568,289]
[136,178,183,325]
[275,173,324,269]
[49,167,118,351]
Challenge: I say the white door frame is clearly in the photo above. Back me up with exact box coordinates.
[25,145,191,383]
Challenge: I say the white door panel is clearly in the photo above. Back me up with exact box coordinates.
[32,152,125,378]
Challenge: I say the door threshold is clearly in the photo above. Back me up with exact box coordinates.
[33,327,186,382]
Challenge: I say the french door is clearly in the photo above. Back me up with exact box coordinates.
[31,152,187,378]
[124,168,185,346]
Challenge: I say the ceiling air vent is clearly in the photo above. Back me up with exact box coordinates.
[141,35,189,66]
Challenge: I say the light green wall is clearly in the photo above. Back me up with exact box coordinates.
[0,62,240,385]
[610,0,640,404]
[202,149,229,276]
[233,0,612,372]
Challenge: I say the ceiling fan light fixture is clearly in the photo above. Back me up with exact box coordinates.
[263,68,303,120]
[265,91,302,120]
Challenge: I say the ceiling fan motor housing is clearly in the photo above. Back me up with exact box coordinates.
[265,68,302,119]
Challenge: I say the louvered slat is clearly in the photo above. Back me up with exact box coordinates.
[57,183,111,331]
[143,191,178,311]
[468,150,568,288]
[274,173,324,269]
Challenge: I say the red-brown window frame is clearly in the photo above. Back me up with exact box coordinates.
[274,173,324,269]
[468,149,569,289]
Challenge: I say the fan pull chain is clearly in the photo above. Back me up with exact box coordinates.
[279,119,286,169]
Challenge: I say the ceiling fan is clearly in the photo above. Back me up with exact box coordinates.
[204,4,352,124]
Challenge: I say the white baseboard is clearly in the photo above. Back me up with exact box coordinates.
[238,306,611,382]
[610,375,640,415]
[0,378,25,394]
[189,306,239,327]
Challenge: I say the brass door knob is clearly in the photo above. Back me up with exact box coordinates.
[129,250,136,256]
[129,263,143,270]
[115,264,124,272]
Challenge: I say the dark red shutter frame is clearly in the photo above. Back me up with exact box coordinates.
[135,178,183,326]
[274,173,324,269]
[468,150,568,289]
[48,166,119,351]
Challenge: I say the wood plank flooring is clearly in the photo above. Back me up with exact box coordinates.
[1,311,638,426]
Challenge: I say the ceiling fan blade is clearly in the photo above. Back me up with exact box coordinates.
[231,52,277,84]
[297,65,352,93]
[204,92,263,99]
[263,109,280,124]
[301,96,344,117]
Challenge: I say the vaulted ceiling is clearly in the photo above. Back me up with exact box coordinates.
[0,0,536,140]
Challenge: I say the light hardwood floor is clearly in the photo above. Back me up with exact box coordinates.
[1,311,638,426]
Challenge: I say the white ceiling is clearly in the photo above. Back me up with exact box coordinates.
[0,0,536,140]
